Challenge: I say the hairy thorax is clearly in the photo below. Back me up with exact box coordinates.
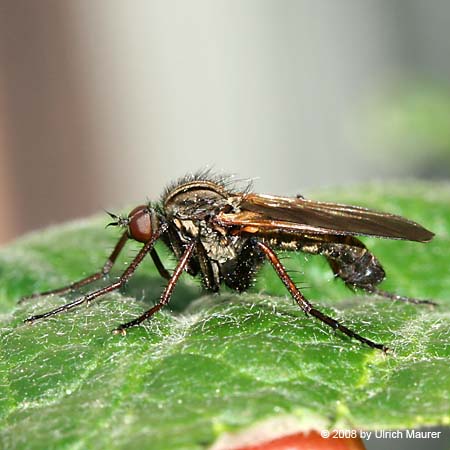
[162,181,248,266]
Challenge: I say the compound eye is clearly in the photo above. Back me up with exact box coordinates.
[128,205,152,242]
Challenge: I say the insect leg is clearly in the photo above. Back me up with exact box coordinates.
[363,287,437,306]
[19,231,129,303]
[256,241,387,351]
[195,240,220,292]
[23,226,166,324]
[150,248,171,280]
[112,241,196,335]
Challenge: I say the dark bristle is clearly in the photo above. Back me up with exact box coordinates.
[160,169,253,204]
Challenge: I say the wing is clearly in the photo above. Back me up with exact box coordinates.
[217,193,434,242]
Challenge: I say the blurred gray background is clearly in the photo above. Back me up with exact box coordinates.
[0,0,449,247]
[0,2,448,449]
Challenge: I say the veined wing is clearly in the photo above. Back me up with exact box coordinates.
[217,193,434,242]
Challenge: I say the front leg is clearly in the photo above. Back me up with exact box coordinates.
[24,226,166,324]
[19,231,129,303]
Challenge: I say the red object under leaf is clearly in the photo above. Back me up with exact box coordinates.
[234,430,366,450]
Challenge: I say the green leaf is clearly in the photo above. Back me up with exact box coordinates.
[0,183,449,450]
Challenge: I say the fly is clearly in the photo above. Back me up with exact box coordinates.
[21,173,436,352]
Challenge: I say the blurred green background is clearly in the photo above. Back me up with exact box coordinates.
[0,1,449,245]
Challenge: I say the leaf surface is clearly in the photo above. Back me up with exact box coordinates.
[0,183,449,450]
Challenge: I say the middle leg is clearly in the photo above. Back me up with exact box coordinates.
[112,241,196,334]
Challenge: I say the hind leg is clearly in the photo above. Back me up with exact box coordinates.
[256,241,387,351]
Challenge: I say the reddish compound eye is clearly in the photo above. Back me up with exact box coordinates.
[128,205,152,242]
